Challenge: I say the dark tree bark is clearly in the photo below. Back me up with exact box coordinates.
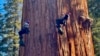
[19,0,95,56]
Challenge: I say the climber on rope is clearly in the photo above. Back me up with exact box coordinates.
[18,21,30,46]
[56,13,70,35]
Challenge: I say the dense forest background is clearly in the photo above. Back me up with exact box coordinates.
[88,0,100,56]
[0,0,100,56]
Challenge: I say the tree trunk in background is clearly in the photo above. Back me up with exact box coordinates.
[19,0,95,56]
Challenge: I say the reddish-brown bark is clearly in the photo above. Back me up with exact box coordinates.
[19,0,95,56]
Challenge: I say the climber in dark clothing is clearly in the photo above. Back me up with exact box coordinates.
[18,21,30,46]
[56,13,70,35]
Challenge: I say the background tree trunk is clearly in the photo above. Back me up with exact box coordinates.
[19,0,95,56]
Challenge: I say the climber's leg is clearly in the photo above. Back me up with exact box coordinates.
[19,40,25,47]
[58,27,63,35]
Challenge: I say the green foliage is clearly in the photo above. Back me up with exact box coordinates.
[88,0,100,55]
[0,0,23,56]
[92,19,100,56]
[88,0,100,18]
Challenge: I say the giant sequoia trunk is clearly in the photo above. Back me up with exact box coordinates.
[19,0,95,56]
